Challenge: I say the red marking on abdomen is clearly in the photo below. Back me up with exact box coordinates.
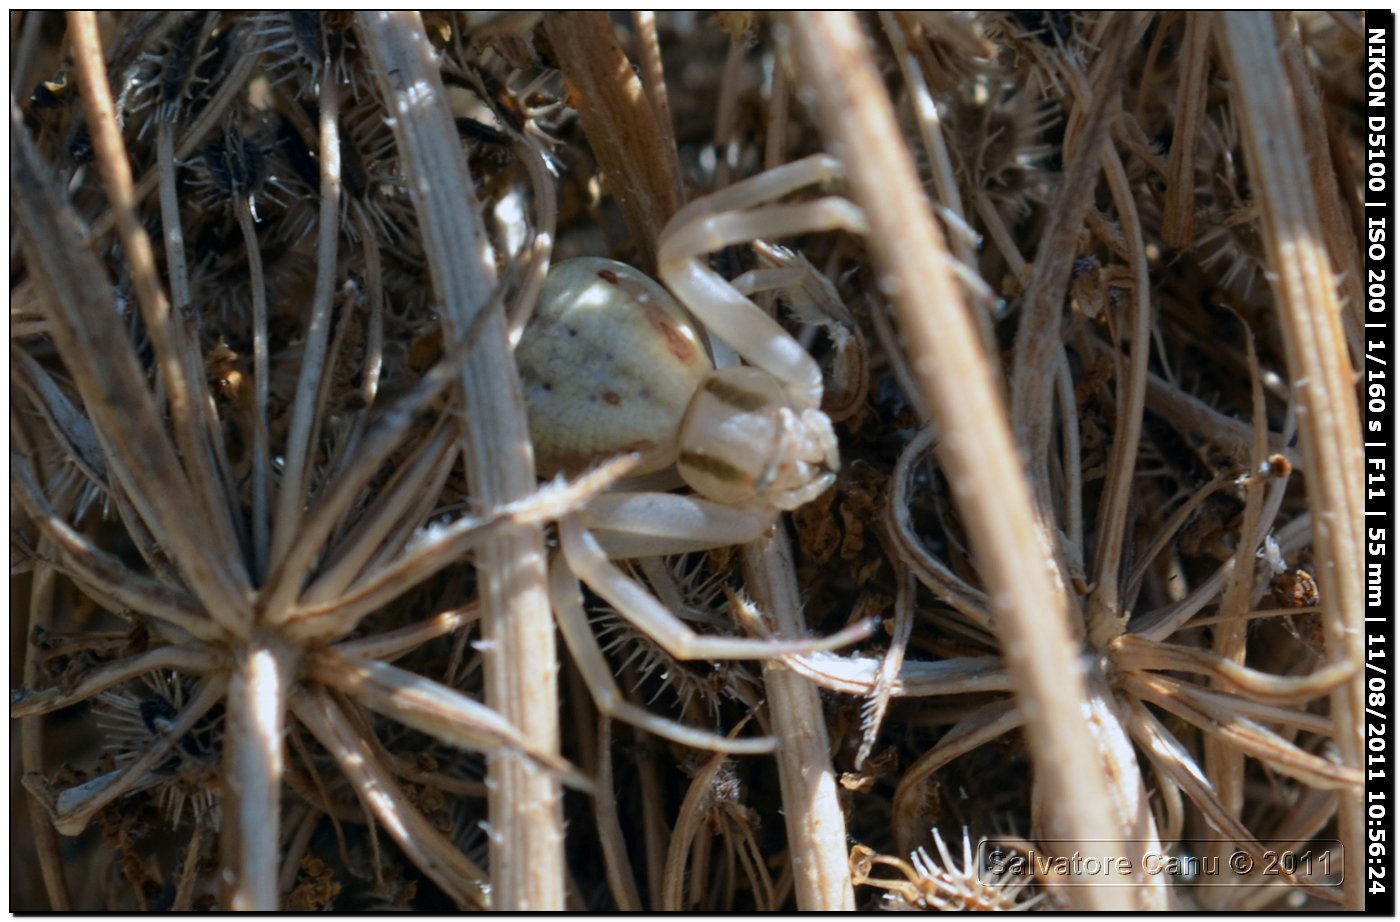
[656,320,694,364]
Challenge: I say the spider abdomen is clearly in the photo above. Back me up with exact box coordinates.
[519,257,711,476]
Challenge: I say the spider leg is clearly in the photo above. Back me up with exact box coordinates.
[658,154,869,410]
[548,553,776,755]
[667,153,846,227]
[660,201,866,411]
[581,491,776,558]
[559,514,872,662]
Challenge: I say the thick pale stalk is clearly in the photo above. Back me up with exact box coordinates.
[787,14,1133,909]
[741,532,854,910]
[1271,12,1365,365]
[221,634,295,910]
[357,13,564,909]
[1221,13,1366,909]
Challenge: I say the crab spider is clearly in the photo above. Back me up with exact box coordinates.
[518,154,872,754]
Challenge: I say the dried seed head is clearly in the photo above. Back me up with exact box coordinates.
[123,14,235,131]
[852,828,1042,911]
[246,12,354,90]
[93,672,223,829]
[197,126,267,202]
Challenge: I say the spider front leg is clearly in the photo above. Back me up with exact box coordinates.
[580,491,776,558]
[657,153,869,412]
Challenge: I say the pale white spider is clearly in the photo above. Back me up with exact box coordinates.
[517,154,873,754]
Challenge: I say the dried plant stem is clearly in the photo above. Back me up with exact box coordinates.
[173,814,210,910]
[65,11,250,625]
[1127,704,1335,905]
[11,640,219,718]
[232,198,273,581]
[277,807,315,893]
[268,69,343,585]
[661,750,729,910]
[1086,134,1152,645]
[289,688,490,909]
[154,122,192,316]
[545,12,682,269]
[740,531,854,910]
[592,717,644,911]
[1221,13,1366,909]
[856,564,914,769]
[1112,634,1356,703]
[22,562,71,910]
[1201,329,1267,901]
[10,10,43,104]
[1133,491,1299,643]
[1054,351,1087,575]
[1136,357,1303,468]
[1161,13,1212,249]
[637,745,669,907]
[879,12,975,268]
[332,604,479,662]
[221,635,295,909]
[763,49,789,170]
[713,36,746,189]
[971,188,1029,275]
[630,10,681,191]
[788,14,1134,910]
[1009,14,1133,510]
[355,213,386,405]
[358,13,563,909]
[779,649,1009,699]
[892,701,1023,854]
[1271,11,1365,365]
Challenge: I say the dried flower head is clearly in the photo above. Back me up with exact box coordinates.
[851,828,1042,911]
